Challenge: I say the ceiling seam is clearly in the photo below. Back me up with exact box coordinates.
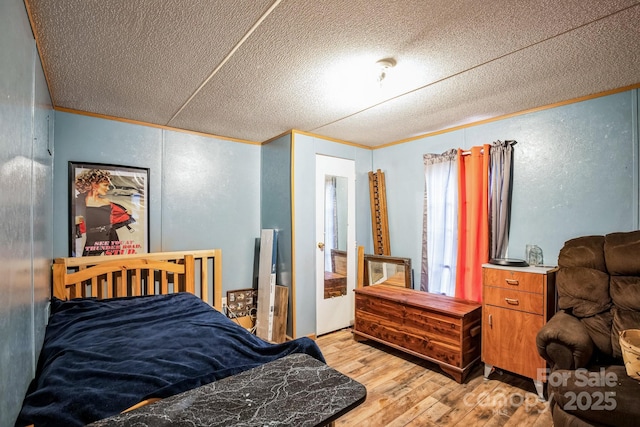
[166,0,284,126]
[308,2,640,134]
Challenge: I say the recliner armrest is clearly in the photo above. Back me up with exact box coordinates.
[536,310,594,370]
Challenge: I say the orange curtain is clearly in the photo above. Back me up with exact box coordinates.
[455,144,490,302]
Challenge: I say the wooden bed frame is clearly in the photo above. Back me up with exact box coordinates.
[32,249,365,426]
[52,249,223,311]
[19,250,225,425]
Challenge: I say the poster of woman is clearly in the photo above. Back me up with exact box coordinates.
[69,162,149,257]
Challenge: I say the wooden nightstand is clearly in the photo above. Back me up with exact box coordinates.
[481,264,556,399]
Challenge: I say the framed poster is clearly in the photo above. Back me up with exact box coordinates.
[69,162,149,257]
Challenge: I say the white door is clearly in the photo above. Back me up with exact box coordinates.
[315,155,356,335]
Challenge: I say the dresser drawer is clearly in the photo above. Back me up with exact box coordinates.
[355,293,462,341]
[482,268,543,293]
[483,286,544,315]
[355,308,465,368]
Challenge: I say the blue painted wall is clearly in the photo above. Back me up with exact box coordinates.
[53,112,262,296]
[0,0,54,424]
[261,134,294,334]
[52,119,378,339]
[162,130,260,291]
[292,133,372,337]
[4,1,639,421]
[52,112,163,253]
[373,90,639,289]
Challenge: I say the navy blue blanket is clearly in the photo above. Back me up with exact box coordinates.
[17,293,324,427]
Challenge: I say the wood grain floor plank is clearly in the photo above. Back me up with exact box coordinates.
[316,329,553,427]
[403,398,452,426]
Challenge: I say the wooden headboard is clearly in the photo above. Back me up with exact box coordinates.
[52,249,223,311]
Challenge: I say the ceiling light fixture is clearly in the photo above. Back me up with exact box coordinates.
[376,58,396,85]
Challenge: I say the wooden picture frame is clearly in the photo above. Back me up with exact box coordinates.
[363,254,412,288]
[69,161,149,257]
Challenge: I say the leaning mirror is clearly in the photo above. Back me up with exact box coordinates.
[323,175,348,298]
[363,254,412,288]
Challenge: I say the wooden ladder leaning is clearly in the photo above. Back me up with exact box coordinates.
[368,169,390,256]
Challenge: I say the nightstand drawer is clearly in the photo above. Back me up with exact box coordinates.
[482,268,543,293]
[483,286,544,315]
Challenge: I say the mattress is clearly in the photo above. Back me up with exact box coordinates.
[16,292,324,426]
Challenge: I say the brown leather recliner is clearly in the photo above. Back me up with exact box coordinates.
[536,231,640,427]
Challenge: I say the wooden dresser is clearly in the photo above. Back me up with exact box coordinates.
[482,264,556,398]
[353,285,482,383]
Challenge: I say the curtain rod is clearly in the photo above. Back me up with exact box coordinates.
[460,140,517,156]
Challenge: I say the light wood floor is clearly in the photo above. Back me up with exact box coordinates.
[316,329,553,427]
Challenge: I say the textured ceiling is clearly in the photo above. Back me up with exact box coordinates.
[26,0,640,147]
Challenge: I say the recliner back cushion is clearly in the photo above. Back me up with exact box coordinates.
[557,267,611,317]
[557,235,611,318]
[604,231,640,358]
[604,230,640,275]
[558,235,606,271]
[610,276,640,311]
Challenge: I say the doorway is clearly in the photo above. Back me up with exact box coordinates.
[315,155,355,336]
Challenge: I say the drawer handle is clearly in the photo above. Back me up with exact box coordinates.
[505,298,519,305]
[470,325,481,337]
[505,279,519,286]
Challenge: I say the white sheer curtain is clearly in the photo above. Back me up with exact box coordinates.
[421,150,458,295]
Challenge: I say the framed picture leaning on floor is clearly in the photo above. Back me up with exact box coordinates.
[69,161,149,257]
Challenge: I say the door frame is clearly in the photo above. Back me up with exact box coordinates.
[315,154,356,336]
